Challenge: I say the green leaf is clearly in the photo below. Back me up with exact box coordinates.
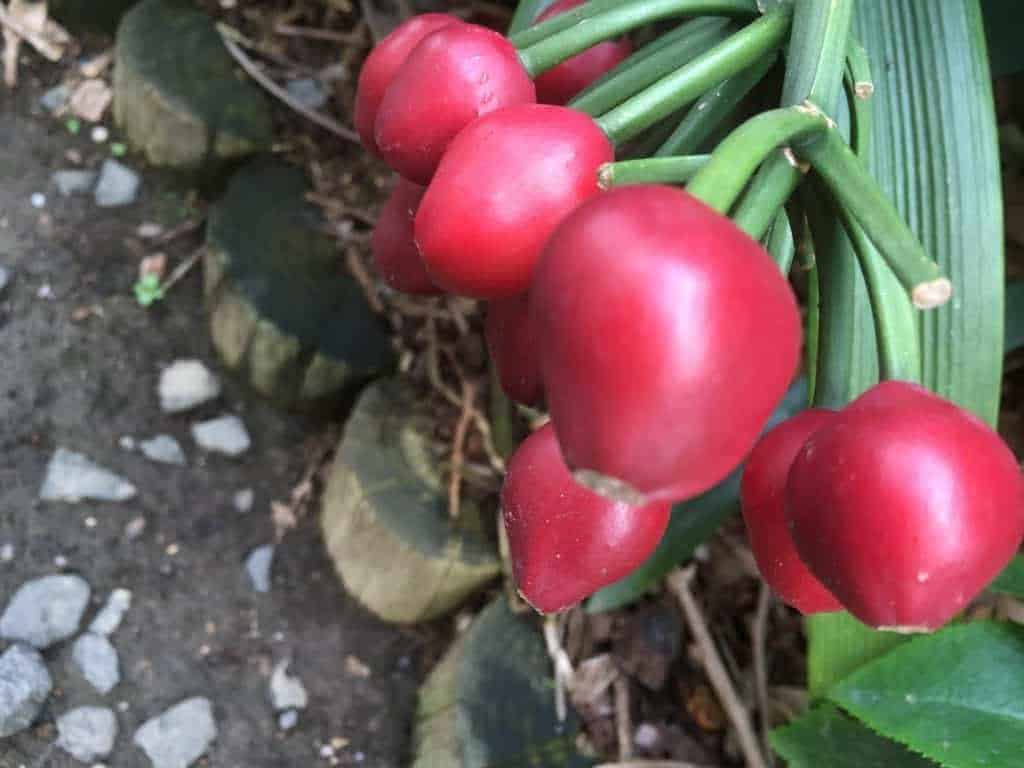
[1005,281,1024,353]
[805,612,909,700]
[585,378,808,613]
[990,555,1024,598]
[771,703,938,768]
[830,622,1024,768]
[133,274,164,307]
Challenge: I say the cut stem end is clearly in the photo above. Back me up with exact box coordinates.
[911,278,953,310]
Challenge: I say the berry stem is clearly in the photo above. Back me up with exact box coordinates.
[597,155,710,188]
[508,0,559,35]
[595,5,793,144]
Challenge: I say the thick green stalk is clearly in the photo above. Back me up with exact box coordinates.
[517,0,758,77]
[595,5,793,145]
[510,0,623,48]
[686,106,827,213]
[508,0,558,35]
[569,18,733,117]
[730,157,801,240]
[655,53,776,156]
[597,155,710,188]
[765,209,795,272]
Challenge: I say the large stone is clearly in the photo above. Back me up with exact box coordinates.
[204,158,393,409]
[134,697,217,768]
[321,379,500,624]
[0,573,91,648]
[0,645,52,738]
[113,0,272,170]
[56,706,118,762]
[39,448,137,503]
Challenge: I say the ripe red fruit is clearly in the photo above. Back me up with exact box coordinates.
[787,381,1024,632]
[741,410,843,615]
[354,13,462,156]
[371,178,441,295]
[531,185,801,504]
[415,104,612,298]
[501,423,671,613]
[375,23,536,184]
[533,0,632,105]
[485,295,543,405]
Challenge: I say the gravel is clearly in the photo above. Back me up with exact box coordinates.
[94,159,140,207]
[72,633,121,694]
[56,706,118,762]
[0,573,91,648]
[134,697,217,768]
[88,588,133,636]
[0,644,53,737]
[269,659,308,711]
[192,415,251,456]
[140,434,186,466]
[245,545,274,593]
[52,169,97,196]
[39,448,137,503]
[158,360,220,413]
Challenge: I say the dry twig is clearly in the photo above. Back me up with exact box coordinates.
[274,23,364,44]
[543,614,576,723]
[448,379,475,519]
[752,583,774,764]
[160,245,206,295]
[614,675,634,760]
[666,568,770,768]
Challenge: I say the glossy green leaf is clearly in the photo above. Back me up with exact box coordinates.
[1005,281,1024,353]
[830,622,1024,768]
[990,555,1024,598]
[771,703,938,768]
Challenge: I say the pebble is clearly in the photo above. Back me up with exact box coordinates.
[134,697,217,768]
[30,192,46,209]
[119,436,136,451]
[140,435,186,466]
[0,574,91,648]
[192,415,251,456]
[0,542,13,562]
[634,722,661,751]
[39,83,71,113]
[285,78,328,110]
[37,282,54,300]
[0,265,11,296]
[137,222,164,239]
[278,709,299,731]
[158,360,221,413]
[0,644,53,737]
[269,659,308,711]
[89,588,133,636]
[39,448,137,503]
[233,488,254,513]
[72,633,120,694]
[94,159,140,207]
[56,706,118,762]
[124,516,147,540]
[91,125,110,143]
[52,169,97,196]
[245,545,274,593]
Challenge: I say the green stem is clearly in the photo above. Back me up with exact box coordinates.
[517,0,759,77]
[731,157,802,240]
[508,0,558,35]
[686,106,827,213]
[765,208,795,272]
[597,155,710,188]
[569,18,733,117]
[510,0,627,49]
[655,53,776,156]
[797,126,951,309]
[595,5,793,145]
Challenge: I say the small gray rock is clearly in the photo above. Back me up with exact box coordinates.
[40,83,70,113]
[269,659,308,711]
[285,78,328,110]
[52,169,97,196]
[94,159,140,207]
[72,633,120,694]
[39,448,137,503]
[1,574,91,648]
[277,709,298,731]
[192,415,251,456]
[89,588,133,636]
[233,488,254,513]
[140,435,186,466]
[0,265,9,295]
[0,644,53,737]
[134,697,216,768]
[0,542,13,562]
[245,545,274,593]
[158,360,220,413]
[56,706,118,762]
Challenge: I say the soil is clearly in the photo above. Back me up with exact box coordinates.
[0,69,428,768]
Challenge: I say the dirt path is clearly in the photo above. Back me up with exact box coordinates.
[0,70,421,768]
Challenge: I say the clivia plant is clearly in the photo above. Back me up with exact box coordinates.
[357,0,1024,765]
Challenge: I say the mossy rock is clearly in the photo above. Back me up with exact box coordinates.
[113,0,272,171]
[320,379,501,624]
[51,0,140,34]
[413,597,593,767]
[204,158,393,408]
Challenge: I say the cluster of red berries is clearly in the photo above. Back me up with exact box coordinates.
[358,10,1023,626]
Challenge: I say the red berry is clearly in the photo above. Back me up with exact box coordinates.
[787,381,1024,632]
[375,23,536,184]
[485,295,543,405]
[354,13,462,156]
[415,104,612,298]
[741,410,843,615]
[371,178,442,295]
[533,0,632,105]
[501,423,671,613]
[531,185,801,504]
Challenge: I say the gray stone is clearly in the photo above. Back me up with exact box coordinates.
[192,415,250,456]
[0,542,13,562]
[140,435,186,466]
[158,359,220,413]
[269,659,307,712]
[39,448,137,503]
[0,644,52,737]
[233,488,254,513]
[88,588,132,636]
[277,709,299,731]
[134,697,217,768]
[0,265,9,295]
[52,169,97,196]
[72,633,120,694]
[1,574,91,648]
[56,706,118,762]
[285,78,328,110]
[40,83,71,113]
[94,159,140,207]
[245,545,274,593]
